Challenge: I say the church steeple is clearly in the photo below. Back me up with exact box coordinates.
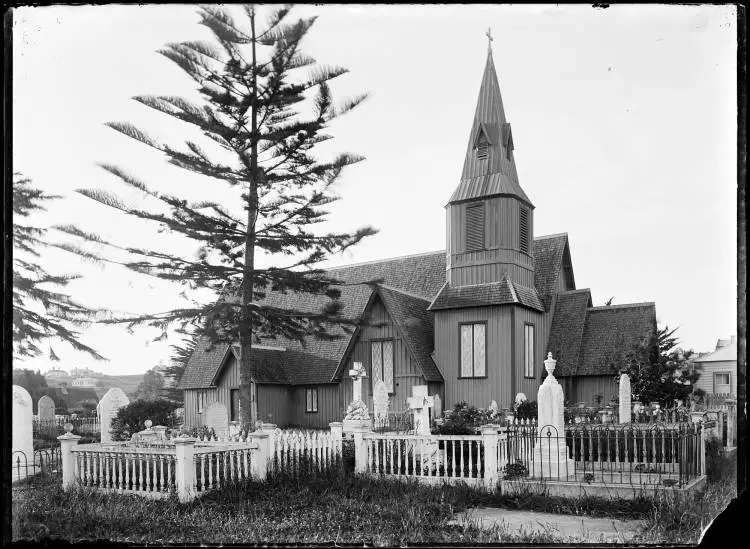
[449,42,531,206]
[444,39,535,289]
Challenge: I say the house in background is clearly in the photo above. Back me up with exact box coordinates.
[693,335,737,397]
[179,45,657,429]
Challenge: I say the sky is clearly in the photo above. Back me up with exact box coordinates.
[12,4,738,376]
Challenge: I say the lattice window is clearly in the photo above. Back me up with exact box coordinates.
[460,323,486,378]
[524,324,535,378]
[466,203,485,251]
[519,206,530,254]
[306,388,318,413]
[371,340,394,393]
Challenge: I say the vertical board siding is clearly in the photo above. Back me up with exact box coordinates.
[514,307,546,403]
[288,385,342,428]
[257,385,291,427]
[693,361,737,396]
[341,297,428,414]
[434,306,513,410]
[571,376,618,406]
[448,197,534,287]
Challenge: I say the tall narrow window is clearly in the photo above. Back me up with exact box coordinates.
[459,323,486,378]
[371,340,394,393]
[230,389,240,421]
[466,203,485,251]
[305,387,318,413]
[524,324,535,378]
[519,206,530,254]
[197,390,205,414]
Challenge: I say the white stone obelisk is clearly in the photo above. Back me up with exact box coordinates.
[619,373,632,424]
[533,353,575,479]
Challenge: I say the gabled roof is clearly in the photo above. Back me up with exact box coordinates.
[533,234,573,311]
[545,289,592,376]
[549,301,657,377]
[180,234,572,388]
[449,49,530,206]
[427,276,544,312]
[376,285,442,382]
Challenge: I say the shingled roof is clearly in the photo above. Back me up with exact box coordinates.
[180,235,571,389]
[550,301,656,377]
[428,276,544,312]
[545,289,592,376]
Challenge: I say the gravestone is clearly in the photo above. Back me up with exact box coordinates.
[433,394,442,419]
[38,395,55,426]
[204,401,229,439]
[533,353,575,479]
[12,386,34,479]
[373,380,390,424]
[98,387,130,443]
[619,373,632,423]
[344,362,371,432]
[407,385,437,462]
[489,400,499,415]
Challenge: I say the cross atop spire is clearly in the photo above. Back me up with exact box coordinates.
[485,27,493,51]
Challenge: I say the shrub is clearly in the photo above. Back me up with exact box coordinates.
[109,399,180,441]
[514,400,537,420]
[704,436,730,482]
[501,460,529,480]
[432,402,494,435]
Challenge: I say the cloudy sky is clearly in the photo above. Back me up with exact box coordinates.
[13,4,737,376]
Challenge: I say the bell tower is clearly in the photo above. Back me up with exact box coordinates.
[445,36,534,288]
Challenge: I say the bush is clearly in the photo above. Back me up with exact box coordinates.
[514,400,537,420]
[501,460,529,480]
[432,402,494,435]
[109,399,180,441]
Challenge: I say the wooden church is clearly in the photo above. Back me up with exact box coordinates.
[179,46,657,429]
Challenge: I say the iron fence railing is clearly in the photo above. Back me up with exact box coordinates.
[33,417,100,439]
[502,423,702,487]
[11,446,62,484]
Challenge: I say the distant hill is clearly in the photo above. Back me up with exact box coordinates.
[94,374,144,399]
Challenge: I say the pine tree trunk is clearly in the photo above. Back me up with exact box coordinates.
[239,9,260,429]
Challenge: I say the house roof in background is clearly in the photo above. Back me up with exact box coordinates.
[694,343,737,363]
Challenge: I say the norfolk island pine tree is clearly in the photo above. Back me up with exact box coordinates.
[58,5,377,427]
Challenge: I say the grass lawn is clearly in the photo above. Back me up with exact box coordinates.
[11,453,736,544]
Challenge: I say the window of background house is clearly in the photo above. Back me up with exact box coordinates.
[714,372,731,394]
[371,340,394,393]
[460,323,486,378]
[466,203,485,251]
[524,324,535,378]
[306,387,318,413]
[230,389,240,422]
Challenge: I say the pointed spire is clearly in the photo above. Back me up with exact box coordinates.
[448,42,531,207]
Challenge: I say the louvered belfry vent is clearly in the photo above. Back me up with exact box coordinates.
[477,143,488,160]
[466,203,485,251]
[519,206,529,254]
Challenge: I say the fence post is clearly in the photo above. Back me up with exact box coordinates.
[726,399,736,447]
[481,426,499,491]
[353,426,369,474]
[57,426,81,491]
[251,432,270,481]
[174,437,196,503]
[699,424,706,477]
[329,422,343,459]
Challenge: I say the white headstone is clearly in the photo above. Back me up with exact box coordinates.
[38,395,55,425]
[514,393,527,408]
[534,353,575,478]
[204,401,229,439]
[433,394,442,419]
[373,380,389,421]
[619,373,632,424]
[489,400,499,415]
[407,385,434,436]
[12,386,34,477]
[98,388,130,443]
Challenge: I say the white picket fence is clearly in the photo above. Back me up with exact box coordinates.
[269,428,341,476]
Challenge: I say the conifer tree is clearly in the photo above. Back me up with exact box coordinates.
[12,173,105,361]
[63,5,376,426]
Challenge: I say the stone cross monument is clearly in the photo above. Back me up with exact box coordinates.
[407,385,434,436]
[344,362,370,421]
[533,353,575,479]
[619,373,632,424]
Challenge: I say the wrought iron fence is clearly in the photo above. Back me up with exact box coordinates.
[33,417,100,439]
[503,423,702,487]
[372,411,414,433]
[11,446,62,484]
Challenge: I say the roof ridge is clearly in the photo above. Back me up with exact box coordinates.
[535,232,568,240]
[559,288,592,295]
[588,302,655,311]
[323,250,445,272]
[377,284,432,302]
[506,277,520,303]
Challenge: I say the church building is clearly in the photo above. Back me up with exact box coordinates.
[179,45,657,429]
